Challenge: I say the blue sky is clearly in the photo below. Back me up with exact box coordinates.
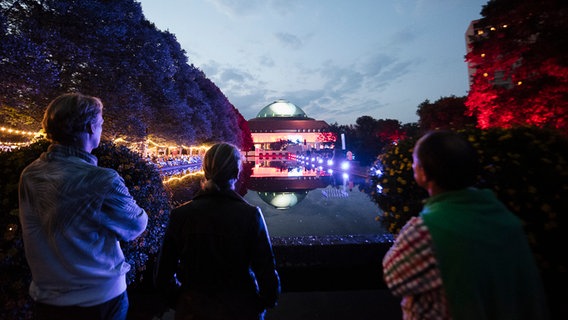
[138,0,487,125]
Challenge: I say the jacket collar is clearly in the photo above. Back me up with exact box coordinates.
[42,143,98,166]
[194,188,245,203]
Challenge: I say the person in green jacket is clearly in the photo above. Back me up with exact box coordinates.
[382,130,548,319]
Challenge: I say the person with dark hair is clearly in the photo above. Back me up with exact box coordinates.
[382,130,548,319]
[18,92,148,320]
[154,142,280,320]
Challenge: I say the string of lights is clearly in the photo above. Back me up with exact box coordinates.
[0,125,40,137]
[0,126,211,184]
[0,125,41,150]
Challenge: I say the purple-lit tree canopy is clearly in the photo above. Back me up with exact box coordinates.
[0,0,249,148]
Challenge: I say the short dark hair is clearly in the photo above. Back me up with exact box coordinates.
[414,130,478,190]
[202,142,242,190]
[42,92,103,144]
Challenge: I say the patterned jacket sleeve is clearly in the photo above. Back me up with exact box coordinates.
[101,170,148,241]
[382,216,443,297]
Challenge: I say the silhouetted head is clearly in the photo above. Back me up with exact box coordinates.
[42,92,103,146]
[202,142,242,191]
[413,130,478,191]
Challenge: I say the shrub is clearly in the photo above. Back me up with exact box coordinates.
[164,174,203,207]
[370,126,568,275]
[368,136,427,235]
[0,140,51,320]
[0,140,171,319]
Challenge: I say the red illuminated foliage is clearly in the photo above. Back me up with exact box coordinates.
[316,131,337,143]
[465,0,568,132]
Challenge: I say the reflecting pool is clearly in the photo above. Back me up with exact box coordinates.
[242,158,387,238]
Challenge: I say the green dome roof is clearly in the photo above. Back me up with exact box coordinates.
[256,99,308,118]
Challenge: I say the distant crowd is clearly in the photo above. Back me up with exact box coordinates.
[145,154,202,168]
[144,154,204,179]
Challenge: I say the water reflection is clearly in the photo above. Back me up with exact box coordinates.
[246,159,331,209]
[243,158,386,237]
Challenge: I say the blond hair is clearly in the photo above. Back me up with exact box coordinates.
[202,143,242,191]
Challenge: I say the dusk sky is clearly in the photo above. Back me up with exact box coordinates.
[138,0,487,125]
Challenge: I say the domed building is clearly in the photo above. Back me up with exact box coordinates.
[247,100,333,158]
[245,100,335,209]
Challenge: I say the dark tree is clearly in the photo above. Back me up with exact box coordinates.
[0,1,60,129]
[349,116,403,165]
[416,95,476,132]
[401,122,420,139]
[375,118,404,142]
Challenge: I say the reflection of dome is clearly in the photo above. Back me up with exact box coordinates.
[257,191,309,209]
[256,99,309,119]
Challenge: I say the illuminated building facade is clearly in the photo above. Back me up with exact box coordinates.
[247,100,333,158]
[465,19,513,88]
[245,100,336,208]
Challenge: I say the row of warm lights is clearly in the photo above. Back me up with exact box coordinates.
[162,170,204,185]
[0,129,214,184]
[0,140,31,146]
[114,137,211,152]
[116,137,210,184]
[146,138,210,152]
[0,127,213,152]
[157,141,212,184]
[0,126,40,137]
[476,24,508,35]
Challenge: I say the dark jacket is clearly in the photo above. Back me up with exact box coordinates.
[154,188,280,319]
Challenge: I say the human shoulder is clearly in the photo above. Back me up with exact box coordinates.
[398,216,427,235]
[88,165,122,183]
[392,216,432,247]
[170,200,194,215]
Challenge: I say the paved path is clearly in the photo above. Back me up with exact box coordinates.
[129,290,402,320]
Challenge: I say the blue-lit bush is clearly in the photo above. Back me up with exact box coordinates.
[0,140,171,319]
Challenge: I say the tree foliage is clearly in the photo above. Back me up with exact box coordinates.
[0,0,251,148]
[328,117,415,166]
[416,95,477,132]
[350,116,405,165]
[465,0,568,131]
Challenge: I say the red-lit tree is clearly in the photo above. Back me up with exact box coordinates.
[315,131,337,144]
[465,0,568,132]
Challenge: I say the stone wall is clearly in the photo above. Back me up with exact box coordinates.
[272,234,394,291]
